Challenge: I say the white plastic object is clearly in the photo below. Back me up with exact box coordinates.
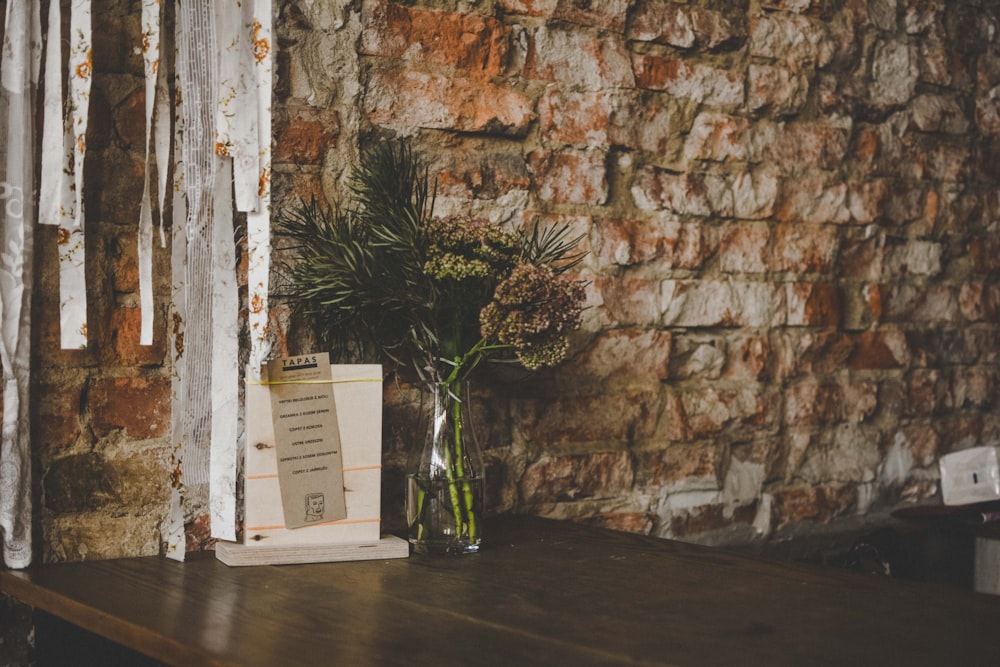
[939,446,1000,506]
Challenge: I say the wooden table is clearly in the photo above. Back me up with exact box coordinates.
[3,516,1000,666]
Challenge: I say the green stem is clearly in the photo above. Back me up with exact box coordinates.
[449,381,478,543]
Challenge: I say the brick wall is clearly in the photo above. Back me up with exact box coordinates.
[13,0,1000,565]
[272,0,1000,545]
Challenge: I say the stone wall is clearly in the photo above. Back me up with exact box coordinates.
[276,0,1000,546]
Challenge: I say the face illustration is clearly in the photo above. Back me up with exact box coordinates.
[306,493,325,517]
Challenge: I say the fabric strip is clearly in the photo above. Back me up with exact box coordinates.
[210,159,238,541]
[245,0,272,382]
[0,0,40,569]
[138,0,161,346]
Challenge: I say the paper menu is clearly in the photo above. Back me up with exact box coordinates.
[265,353,348,529]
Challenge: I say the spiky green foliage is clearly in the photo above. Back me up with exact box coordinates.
[278,139,587,385]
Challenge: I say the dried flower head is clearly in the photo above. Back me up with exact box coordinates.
[480,263,586,369]
[424,216,518,282]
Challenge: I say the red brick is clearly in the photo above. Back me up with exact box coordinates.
[36,382,84,450]
[360,0,510,78]
[365,69,534,136]
[528,150,608,205]
[88,376,170,439]
[102,307,167,367]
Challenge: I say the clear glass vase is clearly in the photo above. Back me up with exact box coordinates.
[406,381,484,555]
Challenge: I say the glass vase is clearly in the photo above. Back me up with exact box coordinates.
[406,381,484,555]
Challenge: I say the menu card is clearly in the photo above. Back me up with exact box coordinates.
[265,353,347,529]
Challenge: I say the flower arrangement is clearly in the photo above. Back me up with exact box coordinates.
[278,140,587,553]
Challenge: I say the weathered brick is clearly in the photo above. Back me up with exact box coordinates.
[524,26,634,90]
[847,330,909,370]
[537,89,612,148]
[848,180,889,224]
[627,1,746,51]
[360,0,510,77]
[672,387,768,441]
[959,283,1000,323]
[609,91,691,156]
[517,392,660,446]
[36,382,84,450]
[684,112,749,163]
[775,173,850,224]
[636,442,725,491]
[909,93,970,134]
[598,216,705,269]
[784,378,876,426]
[669,335,727,381]
[750,120,851,172]
[105,307,168,368]
[771,223,839,274]
[749,12,834,69]
[769,484,858,529]
[785,283,841,327]
[499,0,630,32]
[719,223,769,274]
[593,276,662,326]
[748,64,809,116]
[520,451,635,505]
[528,149,608,205]
[871,39,918,110]
[364,69,534,136]
[434,147,532,200]
[573,512,655,535]
[632,54,743,108]
[88,376,170,439]
[632,167,776,219]
[273,106,337,166]
[662,280,786,328]
[885,240,942,277]
[563,329,671,387]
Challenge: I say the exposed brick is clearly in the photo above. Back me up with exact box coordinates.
[632,167,776,219]
[609,92,692,156]
[105,307,168,368]
[750,120,851,172]
[785,283,841,327]
[528,149,608,205]
[36,382,84,450]
[434,147,532,200]
[88,376,170,439]
[775,173,850,224]
[563,329,671,386]
[631,54,743,108]
[673,387,769,441]
[520,451,634,505]
[538,89,612,148]
[749,12,835,69]
[684,112,749,162]
[273,106,337,165]
[959,283,1000,323]
[636,442,725,490]
[598,216,705,269]
[847,330,909,370]
[499,0,630,32]
[573,512,655,535]
[594,276,662,326]
[627,1,746,51]
[784,378,876,426]
[524,26,634,90]
[769,484,858,529]
[748,64,809,115]
[662,280,786,328]
[364,69,534,136]
[360,0,510,77]
[517,392,660,446]
[771,223,839,274]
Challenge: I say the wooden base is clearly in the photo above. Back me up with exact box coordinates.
[214,535,409,566]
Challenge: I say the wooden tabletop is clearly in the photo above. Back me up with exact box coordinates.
[4,516,1000,666]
